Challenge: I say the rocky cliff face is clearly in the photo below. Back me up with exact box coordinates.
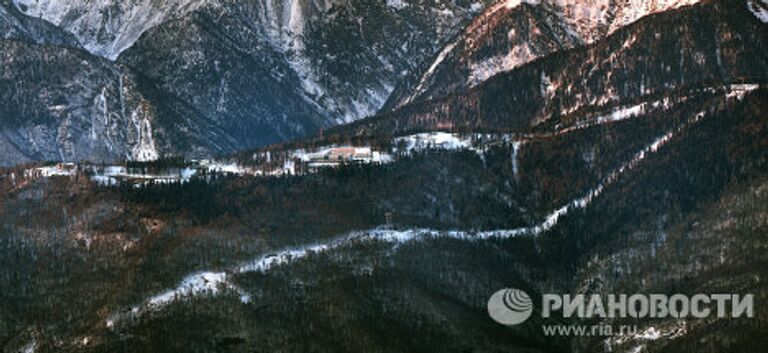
[117,0,495,145]
[385,0,700,110]
[0,40,156,165]
[0,36,239,165]
[10,0,209,60]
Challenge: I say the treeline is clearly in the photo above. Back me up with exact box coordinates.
[116,175,234,225]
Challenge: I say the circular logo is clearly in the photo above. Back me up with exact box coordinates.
[488,288,534,325]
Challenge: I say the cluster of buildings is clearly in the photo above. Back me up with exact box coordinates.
[294,147,393,171]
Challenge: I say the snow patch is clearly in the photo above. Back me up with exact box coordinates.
[748,0,768,23]
[237,243,337,274]
[403,41,458,106]
[386,0,408,10]
[607,321,688,349]
[200,161,247,174]
[511,141,524,177]
[21,340,36,353]
[540,70,558,99]
[555,95,682,136]
[637,327,662,340]
[504,0,541,9]
[727,83,760,100]
[132,112,160,162]
[468,43,535,87]
[147,272,229,307]
[106,270,250,327]
[90,165,198,187]
[393,132,473,153]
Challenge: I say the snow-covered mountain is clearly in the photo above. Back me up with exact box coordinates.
[0,0,761,167]
[117,0,494,126]
[343,0,768,137]
[2,1,767,352]
[0,0,499,165]
[554,0,701,42]
[9,0,495,121]
[385,0,700,109]
[0,0,501,166]
[10,0,209,60]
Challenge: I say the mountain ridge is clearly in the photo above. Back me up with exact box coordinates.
[338,0,767,139]
[384,0,702,111]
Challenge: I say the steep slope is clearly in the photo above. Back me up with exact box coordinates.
[9,0,209,60]
[8,0,496,154]
[342,0,767,137]
[386,0,582,109]
[115,10,334,149]
[554,0,703,42]
[116,0,495,150]
[0,39,239,166]
[0,0,78,46]
[384,0,701,110]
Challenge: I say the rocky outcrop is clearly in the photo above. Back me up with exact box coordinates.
[0,39,237,165]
